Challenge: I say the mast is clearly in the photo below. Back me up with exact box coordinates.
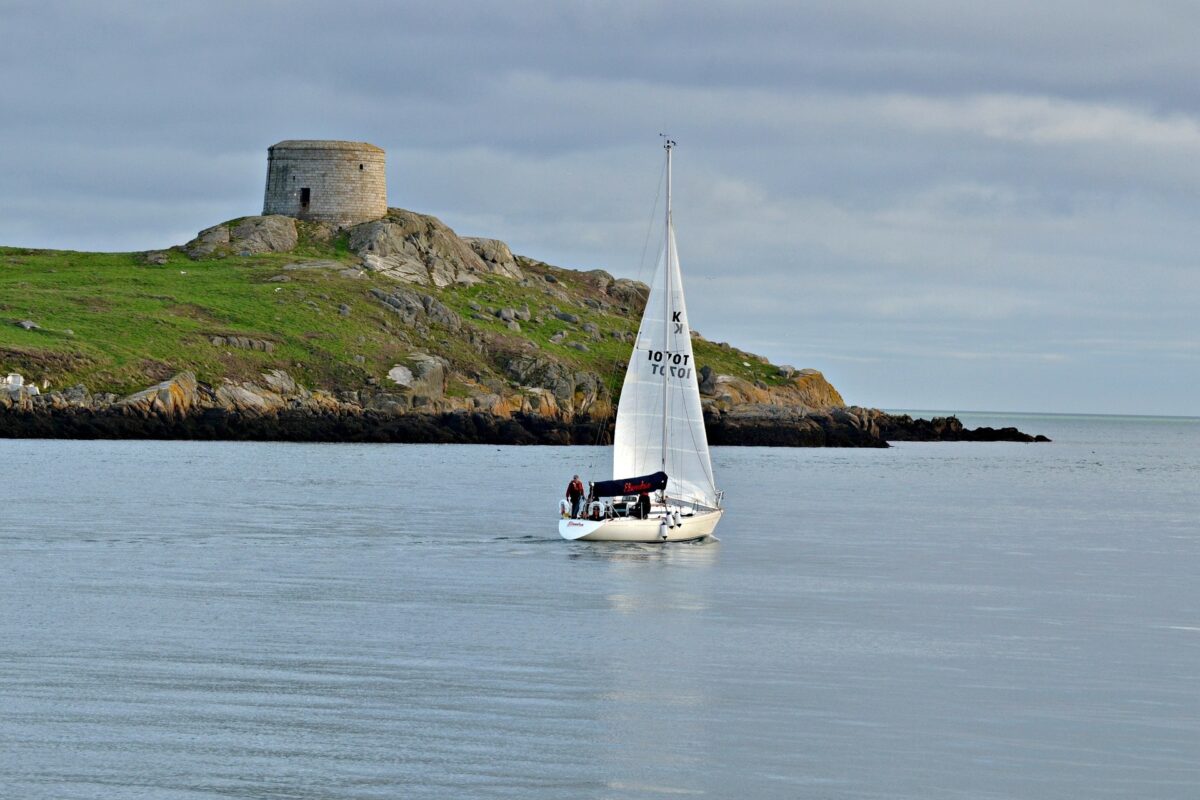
[661,138,675,473]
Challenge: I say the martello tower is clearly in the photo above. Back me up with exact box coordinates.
[262,140,386,227]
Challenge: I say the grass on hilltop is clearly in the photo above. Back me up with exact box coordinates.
[0,238,789,398]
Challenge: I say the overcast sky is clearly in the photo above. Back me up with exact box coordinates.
[2,1,1197,415]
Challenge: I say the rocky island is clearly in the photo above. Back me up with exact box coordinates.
[0,209,1046,446]
[1,139,1047,446]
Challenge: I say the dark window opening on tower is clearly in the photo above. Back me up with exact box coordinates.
[300,188,311,208]
[359,163,364,170]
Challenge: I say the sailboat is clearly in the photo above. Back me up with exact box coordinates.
[559,140,724,543]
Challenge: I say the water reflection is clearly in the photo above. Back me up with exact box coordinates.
[564,536,721,567]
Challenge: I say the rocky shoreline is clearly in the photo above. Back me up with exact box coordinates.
[1,371,1048,446]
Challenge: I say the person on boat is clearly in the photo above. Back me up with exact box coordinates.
[566,474,585,519]
[636,490,651,520]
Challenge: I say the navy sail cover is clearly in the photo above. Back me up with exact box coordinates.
[591,471,668,498]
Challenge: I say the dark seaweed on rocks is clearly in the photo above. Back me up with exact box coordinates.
[1,373,1048,446]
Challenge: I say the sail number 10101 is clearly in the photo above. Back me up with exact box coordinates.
[646,349,692,379]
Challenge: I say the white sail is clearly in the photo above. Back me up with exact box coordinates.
[612,202,718,510]
[559,141,724,543]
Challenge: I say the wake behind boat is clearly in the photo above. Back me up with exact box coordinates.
[558,140,724,543]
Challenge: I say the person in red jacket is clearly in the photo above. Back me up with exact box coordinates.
[565,474,585,519]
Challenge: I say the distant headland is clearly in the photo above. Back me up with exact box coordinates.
[0,140,1047,446]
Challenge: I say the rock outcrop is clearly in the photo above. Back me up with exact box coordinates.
[387,353,448,399]
[115,372,200,418]
[878,413,1051,443]
[704,404,886,447]
[499,354,606,417]
[463,237,523,280]
[184,216,298,259]
[607,278,650,307]
[698,367,845,413]
[349,209,519,287]
[369,286,462,332]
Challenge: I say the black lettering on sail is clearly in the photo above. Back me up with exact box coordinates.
[672,312,681,323]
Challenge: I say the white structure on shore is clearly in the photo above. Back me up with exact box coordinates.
[3,372,38,395]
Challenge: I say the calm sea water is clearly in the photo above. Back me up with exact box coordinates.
[2,414,1199,799]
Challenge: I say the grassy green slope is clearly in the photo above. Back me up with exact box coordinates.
[0,235,790,398]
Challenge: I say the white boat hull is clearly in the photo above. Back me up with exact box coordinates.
[559,508,723,542]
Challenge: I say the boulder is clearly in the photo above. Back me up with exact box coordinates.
[463,237,524,280]
[116,372,199,418]
[184,224,230,259]
[607,278,650,308]
[369,287,462,331]
[184,216,298,259]
[410,353,448,394]
[61,384,91,406]
[470,392,509,416]
[388,353,448,398]
[523,388,561,418]
[209,335,275,353]
[261,369,297,396]
[349,208,491,287]
[499,354,605,414]
[387,365,415,387]
[582,269,613,292]
[350,221,430,283]
[230,216,298,255]
[214,382,286,415]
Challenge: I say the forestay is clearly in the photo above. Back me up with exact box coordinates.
[612,224,718,510]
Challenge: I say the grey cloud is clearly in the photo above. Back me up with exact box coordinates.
[2,1,1199,413]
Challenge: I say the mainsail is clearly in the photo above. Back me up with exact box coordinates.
[612,146,718,509]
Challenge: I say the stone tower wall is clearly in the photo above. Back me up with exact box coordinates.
[262,140,387,227]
